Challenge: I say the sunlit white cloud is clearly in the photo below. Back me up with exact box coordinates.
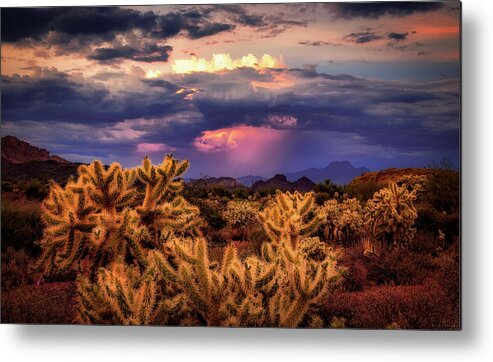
[172,53,284,74]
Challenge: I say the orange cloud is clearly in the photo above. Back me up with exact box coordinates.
[172,53,284,74]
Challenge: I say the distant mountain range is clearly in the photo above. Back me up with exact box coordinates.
[236,175,267,186]
[1,136,370,189]
[238,161,370,186]
[251,174,315,192]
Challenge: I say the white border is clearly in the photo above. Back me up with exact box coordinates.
[2,0,492,361]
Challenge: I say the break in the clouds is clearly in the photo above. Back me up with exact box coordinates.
[1,2,460,177]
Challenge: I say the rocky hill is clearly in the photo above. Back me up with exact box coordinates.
[1,136,78,184]
[1,135,68,164]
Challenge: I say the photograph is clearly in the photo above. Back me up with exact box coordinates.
[1,1,461,329]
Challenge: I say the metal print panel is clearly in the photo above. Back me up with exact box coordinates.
[0,1,461,329]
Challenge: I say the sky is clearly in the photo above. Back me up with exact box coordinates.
[0,2,461,178]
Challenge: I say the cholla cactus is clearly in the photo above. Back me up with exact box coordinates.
[35,155,201,277]
[365,181,419,249]
[396,174,428,193]
[223,200,259,240]
[260,239,341,327]
[320,197,364,245]
[37,157,342,327]
[76,262,157,325]
[150,234,341,327]
[258,191,322,248]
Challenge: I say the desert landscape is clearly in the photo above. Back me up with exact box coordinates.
[1,3,460,328]
[1,136,460,328]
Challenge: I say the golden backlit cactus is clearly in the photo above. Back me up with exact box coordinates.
[34,179,97,274]
[260,238,341,327]
[150,232,341,327]
[37,157,342,327]
[365,181,419,249]
[35,155,200,277]
[135,156,201,244]
[76,262,157,325]
[258,191,322,248]
[320,197,364,245]
[78,160,137,212]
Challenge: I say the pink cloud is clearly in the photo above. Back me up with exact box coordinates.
[193,125,285,152]
[192,124,290,176]
[136,143,174,153]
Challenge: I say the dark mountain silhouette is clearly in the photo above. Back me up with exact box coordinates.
[236,175,267,186]
[284,161,370,185]
[1,136,79,184]
[252,174,316,192]
[1,135,68,164]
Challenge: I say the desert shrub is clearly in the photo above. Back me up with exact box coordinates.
[195,199,227,230]
[1,247,34,289]
[1,282,77,324]
[25,179,49,200]
[320,197,364,246]
[322,280,459,329]
[346,179,383,202]
[209,186,232,198]
[315,192,330,206]
[365,181,419,250]
[363,249,435,286]
[314,179,343,205]
[223,200,259,240]
[2,181,14,192]
[233,188,250,199]
[431,243,460,308]
[1,200,43,255]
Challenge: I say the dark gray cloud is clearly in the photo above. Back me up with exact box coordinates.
[388,32,409,41]
[1,7,156,43]
[2,65,459,173]
[345,31,382,44]
[216,4,307,37]
[332,2,445,19]
[88,44,173,63]
[1,69,190,124]
[1,7,236,63]
[298,40,340,47]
